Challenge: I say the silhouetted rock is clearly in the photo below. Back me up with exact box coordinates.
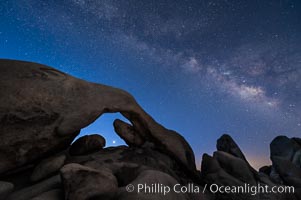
[216,134,259,182]
[213,151,256,184]
[201,135,301,199]
[292,149,301,168]
[7,175,61,200]
[259,165,272,175]
[0,59,196,176]
[31,154,66,182]
[270,136,296,161]
[269,166,284,184]
[60,163,118,200]
[269,136,301,186]
[113,119,144,147]
[272,156,301,186]
[69,134,105,156]
[292,138,301,147]
[201,154,243,186]
[0,181,14,200]
[31,189,64,200]
[217,134,247,161]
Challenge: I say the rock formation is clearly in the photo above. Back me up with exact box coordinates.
[0,59,196,175]
[0,59,300,199]
[202,134,301,200]
[69,134,106,156]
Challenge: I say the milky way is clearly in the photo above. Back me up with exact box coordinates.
[1,0,301,169]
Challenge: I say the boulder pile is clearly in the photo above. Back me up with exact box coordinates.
[0,59,300,199]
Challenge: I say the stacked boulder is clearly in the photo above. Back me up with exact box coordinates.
[0,59,205,200]
[201,134,299,200]
[262,136,301,199]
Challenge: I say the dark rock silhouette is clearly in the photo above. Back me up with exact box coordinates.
[30,154,66,182]
[202,134,300,200]
[259,165,272,175]
[69,134,106,156]
[60,163,118,200]
[0,59,196,175]
[0,60,300,199]
[269,136,301,188]
[217,134,247,161]
[7,175,61,200]
[0,181,14,200]
[114,119,145,147]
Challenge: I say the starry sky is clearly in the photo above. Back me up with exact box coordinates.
[1,0,301,169]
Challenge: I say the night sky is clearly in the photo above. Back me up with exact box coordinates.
[1,0,301,169]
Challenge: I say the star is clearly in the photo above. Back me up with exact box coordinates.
[1,0,300,170]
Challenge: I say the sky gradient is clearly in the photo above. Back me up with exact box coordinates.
[1,0,301,169]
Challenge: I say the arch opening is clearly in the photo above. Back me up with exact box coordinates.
[72,113,130,147]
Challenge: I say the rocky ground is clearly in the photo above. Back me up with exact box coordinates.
[0,59,300,200]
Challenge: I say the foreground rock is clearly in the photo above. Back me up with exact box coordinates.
[60,163,118,200]
[213,151,256,185]
[113,119,144,147]
[270,136,301,186]
[217,134,247,161]
[69,134,106,156]
[31,154,66,182]
[201,134,300,200]
[7,175,61,200]
[31,189,64,200]
[0,59,195,176]
[0,181,14,200]
[270,136,299,163]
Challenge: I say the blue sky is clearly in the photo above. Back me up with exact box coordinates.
[1,0,301,169]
